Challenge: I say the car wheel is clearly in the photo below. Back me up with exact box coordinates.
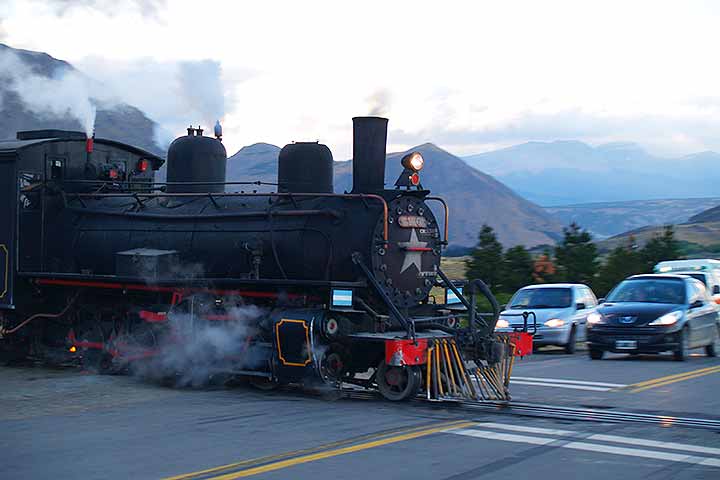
[589,348,603,360]
[706,326,720,357]
[674,326,689,362]
[564,327,577,354]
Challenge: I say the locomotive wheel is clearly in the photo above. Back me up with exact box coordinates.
[376,361,421,401]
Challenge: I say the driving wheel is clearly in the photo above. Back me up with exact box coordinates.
[376,361,421,401]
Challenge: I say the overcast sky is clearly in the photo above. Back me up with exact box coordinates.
[2,0,720,159]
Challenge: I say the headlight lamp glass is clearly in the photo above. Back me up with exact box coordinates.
[587,312,604,324]
[544,318,565,328]
[495,319,509,329]
[401,152,424,172]
[649,310,682,326]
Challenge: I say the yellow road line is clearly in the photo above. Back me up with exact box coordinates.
[206,421,475,479]
[628,365,720,393]
[625,366,719,389]
[165,420,471,480]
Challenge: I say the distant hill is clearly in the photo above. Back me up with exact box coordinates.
[599,222,720,255]
[0,43,161,155]
[464,141,720,206]
[688,204,720,223]
[227,142,563,248]
[546,198,720,239]
[225,143,281,190]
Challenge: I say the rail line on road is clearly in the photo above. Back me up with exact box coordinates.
[456,401,720,430]
[340,390,720,431]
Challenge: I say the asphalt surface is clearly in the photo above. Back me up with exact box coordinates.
[2,346,720,480]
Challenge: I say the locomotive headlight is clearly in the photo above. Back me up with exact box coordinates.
[401,152,424,172]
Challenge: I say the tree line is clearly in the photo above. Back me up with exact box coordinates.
[465,222,681,296]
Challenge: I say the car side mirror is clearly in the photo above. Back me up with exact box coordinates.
[713,285,720,295]
[575,302,586,310]
[598,298,605,304]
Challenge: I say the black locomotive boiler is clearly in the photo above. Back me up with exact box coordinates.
[0,117,531,401]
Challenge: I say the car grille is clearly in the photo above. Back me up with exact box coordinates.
[591,326,665,335]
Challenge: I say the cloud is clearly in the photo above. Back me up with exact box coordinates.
[390,107,720,157]
[31,0,166,19]
[80,56,248,148]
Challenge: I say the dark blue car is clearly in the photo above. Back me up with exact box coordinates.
[586,274,720,361]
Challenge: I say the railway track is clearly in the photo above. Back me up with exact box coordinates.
[340,389,720,431]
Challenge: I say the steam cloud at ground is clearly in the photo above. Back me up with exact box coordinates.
[130,300,266,388]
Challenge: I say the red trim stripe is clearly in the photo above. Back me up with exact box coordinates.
[35,278,308,299]
[139,310,167,323]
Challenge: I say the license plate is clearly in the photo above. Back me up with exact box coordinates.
[615,340,637,350]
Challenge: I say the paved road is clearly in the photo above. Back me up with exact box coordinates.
[2,346,719,480]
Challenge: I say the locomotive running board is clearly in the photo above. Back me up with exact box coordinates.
[351,252,415,340]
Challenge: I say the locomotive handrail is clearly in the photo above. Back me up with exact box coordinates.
[425,196,449,245]
[63,207,342,221]
[351,252,415,341]
[59,180,281,186]
[65,192,389,243]
[436,270,496,336]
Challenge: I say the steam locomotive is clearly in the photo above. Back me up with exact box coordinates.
[0,117,530,401]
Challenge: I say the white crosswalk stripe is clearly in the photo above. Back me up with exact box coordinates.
[508,376,627,391]
[447,422,720,468]
[512,377,627,387]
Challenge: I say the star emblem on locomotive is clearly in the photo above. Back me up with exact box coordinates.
[398,229,427,274]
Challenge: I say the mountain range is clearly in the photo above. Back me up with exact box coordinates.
[464,141,720,206]
[546,198,720,239]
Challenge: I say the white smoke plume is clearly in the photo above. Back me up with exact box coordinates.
[0,49,97,135]
[81,57,231,149]
[0,47,231,148]
[367,88,392,117]
[131,298,266,388]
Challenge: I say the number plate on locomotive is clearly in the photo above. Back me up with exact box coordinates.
[398,215,427,228]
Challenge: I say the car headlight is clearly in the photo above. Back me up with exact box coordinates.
[648,310,683,326]
[544,318,565,328]
[587,312,604,324]
[495,319,509,329]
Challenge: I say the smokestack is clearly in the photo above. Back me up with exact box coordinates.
[351,116,388,193]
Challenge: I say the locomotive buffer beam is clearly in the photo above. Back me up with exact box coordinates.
[351,252,415,341]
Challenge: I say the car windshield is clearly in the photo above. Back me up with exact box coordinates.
[681,273,707,285]
[606,279,686,304]
[509,288,572,309]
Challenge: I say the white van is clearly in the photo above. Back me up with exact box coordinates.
[654,259,720,304]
